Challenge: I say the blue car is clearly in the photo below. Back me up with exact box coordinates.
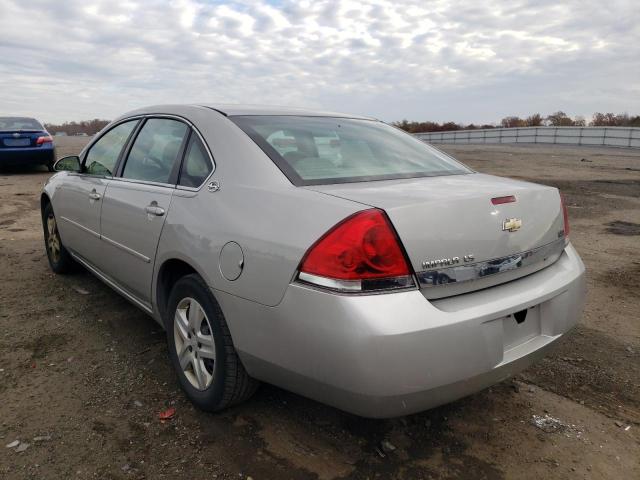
[0,117,56,171]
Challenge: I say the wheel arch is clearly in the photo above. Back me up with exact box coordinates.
[40,193,54,235]
[155,257,204,325]
[40,192,51,217]
[40,178,60,219]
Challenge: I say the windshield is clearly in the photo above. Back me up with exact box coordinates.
[0,117,44,131]
[230,115,471,186]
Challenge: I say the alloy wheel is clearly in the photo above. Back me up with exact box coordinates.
[174,297,216,390]
[46,214,61,263]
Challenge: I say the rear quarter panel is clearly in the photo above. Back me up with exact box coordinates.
[152,107,362,308]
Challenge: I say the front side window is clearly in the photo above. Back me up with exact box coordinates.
[231,116,471,185]
[84,120,138,176]
[122,118,188,184]
[178,135,213,188]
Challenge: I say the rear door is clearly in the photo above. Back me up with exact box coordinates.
[98,118,189,304]
[55,120,139,262]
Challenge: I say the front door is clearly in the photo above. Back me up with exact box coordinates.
[56,120,139,263]
[98,118,189,304]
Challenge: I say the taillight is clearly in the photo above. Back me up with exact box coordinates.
[560,193,570,238]
[297,209,415,292]
[491,195,516,205]
[36,135,53,146]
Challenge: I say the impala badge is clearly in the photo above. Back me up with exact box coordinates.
[503,218,522,232]
[422,254,475,270]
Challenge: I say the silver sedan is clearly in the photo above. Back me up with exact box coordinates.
[41,105,586,418]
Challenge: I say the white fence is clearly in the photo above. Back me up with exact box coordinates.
[415,126,640,148]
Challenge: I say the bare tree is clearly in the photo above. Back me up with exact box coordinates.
[546,111,574,127]
[525,113,543,126]
[391,120,464,133]
[392,111,640,133]
[500,116,525,128]
[590,112,631,127]
[45,119,110,135]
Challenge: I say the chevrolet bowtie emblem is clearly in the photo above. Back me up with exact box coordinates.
[503,218,522,232]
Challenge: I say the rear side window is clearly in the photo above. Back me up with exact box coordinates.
[85,120,138,176]
[231,116,471,186]
[178,135,212,188]
[122,118,188,184]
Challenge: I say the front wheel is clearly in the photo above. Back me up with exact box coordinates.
[166,274,258,411]
[42,202,75,273]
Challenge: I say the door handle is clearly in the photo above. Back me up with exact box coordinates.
[88,191,101,201]
[145,205,165,216]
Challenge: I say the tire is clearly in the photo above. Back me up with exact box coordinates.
[42,202,76,274]
[47,161,55,172]
[165,274,258,411]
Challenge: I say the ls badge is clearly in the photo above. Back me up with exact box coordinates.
[503,218,522,232]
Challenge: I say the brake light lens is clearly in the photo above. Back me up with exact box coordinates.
[491,195,516,205]
[36,135,53,146]
[298,209,415,292]
[560,193,570,238]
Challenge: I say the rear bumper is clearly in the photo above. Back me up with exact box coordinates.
[217,243,586,418]
[0,147,55,166]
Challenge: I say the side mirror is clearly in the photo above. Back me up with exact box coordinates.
[54,155,81,172]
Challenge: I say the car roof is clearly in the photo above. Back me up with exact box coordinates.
[0,116,40,122]
[116,104,378,124]
[200,104,376,120]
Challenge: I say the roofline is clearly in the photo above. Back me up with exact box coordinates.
[198,104,377,121]
[109,104,379,123]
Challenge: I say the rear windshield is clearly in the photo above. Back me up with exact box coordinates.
[0,117,43,131]
[230,115,471,185]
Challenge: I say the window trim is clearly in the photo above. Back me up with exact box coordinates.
[171,129,192,186]
[115,117,190,188]
[174,119,216,192]
[114,117,147,178]
[80,117,142,178]
[79,114,215,190]
[176,131,215,190]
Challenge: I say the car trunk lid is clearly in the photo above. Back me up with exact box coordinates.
[0,130,42,148]
[306,173,566,299]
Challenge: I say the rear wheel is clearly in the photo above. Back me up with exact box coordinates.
[166,274,258,411]
[42,202,75,273]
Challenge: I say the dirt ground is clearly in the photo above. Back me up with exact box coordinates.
[1,139,639,479]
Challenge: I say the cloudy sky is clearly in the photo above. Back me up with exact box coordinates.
[0,0,638,124]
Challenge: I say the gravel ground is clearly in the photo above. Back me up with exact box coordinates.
[0,139,638,479]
